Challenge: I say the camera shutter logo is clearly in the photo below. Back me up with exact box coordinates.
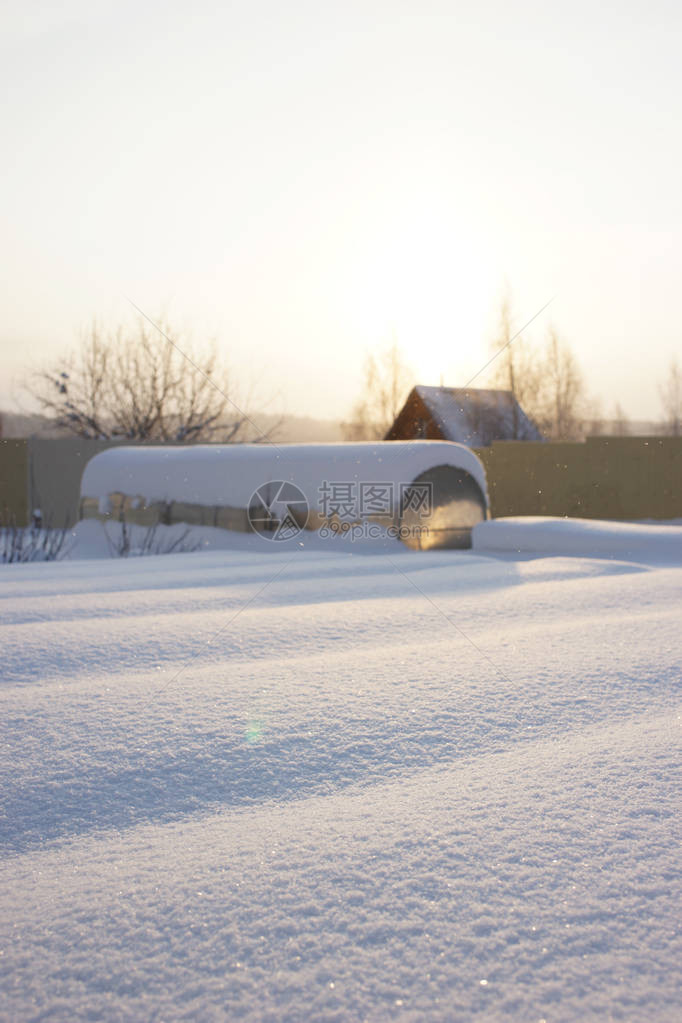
[248,481,309,541]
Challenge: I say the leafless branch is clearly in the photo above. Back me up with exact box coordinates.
[27,319,255,443]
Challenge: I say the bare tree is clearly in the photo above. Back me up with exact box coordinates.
[342,341,414,441]
[104,518,200,558]
[582,396,605,437]
[487,293,590,441]
[1,509,71,563]
[611,402,630,437]
[28,319,260,443]
[488,293,544,437]
[536,327,586,441]
[659,357,682,436]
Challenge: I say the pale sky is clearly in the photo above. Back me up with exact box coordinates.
[2,0,681,422]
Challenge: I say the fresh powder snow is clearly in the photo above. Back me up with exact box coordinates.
[1,518,680,1021]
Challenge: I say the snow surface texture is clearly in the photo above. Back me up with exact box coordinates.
[79,440,489,515]
[474,516,682,563]
[1,520,681,1021]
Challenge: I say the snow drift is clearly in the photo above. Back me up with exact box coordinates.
[474,516,682,562]
[1,539,681,1021]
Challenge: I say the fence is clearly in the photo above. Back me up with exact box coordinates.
[1,435,681,529]
[1,438,127,528]
[476,436,682,520]
[0,440,28,525]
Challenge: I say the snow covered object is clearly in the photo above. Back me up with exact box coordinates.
[79,441,489,549]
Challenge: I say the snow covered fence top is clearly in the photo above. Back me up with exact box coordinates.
[80,441,489,549]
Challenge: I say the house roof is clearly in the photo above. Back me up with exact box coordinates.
[409,386,543,446]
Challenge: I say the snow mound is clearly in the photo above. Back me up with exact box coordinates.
[474,516,682,562]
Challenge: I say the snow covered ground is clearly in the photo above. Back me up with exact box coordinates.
[1,519,681,1021]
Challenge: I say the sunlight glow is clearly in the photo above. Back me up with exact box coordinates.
[339,208,498,386]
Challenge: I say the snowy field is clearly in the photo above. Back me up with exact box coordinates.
[1,519,681,1021]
